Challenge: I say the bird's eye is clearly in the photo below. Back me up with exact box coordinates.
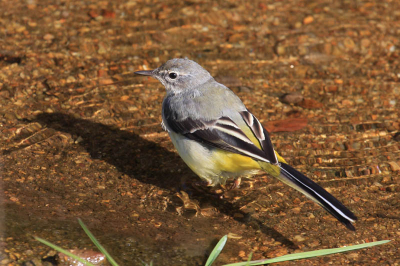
[168,72,178,79]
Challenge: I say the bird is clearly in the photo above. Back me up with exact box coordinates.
[135,58,357,230]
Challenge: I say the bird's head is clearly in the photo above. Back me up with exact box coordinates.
[135,58,212,93]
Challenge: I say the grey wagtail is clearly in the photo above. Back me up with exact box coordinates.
[135,58,357,230]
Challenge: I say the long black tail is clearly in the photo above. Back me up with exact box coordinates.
[278,162,357,231]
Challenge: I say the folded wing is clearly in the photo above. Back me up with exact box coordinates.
[165,109,278,164]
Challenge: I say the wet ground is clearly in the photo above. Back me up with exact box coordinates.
[1,0,400,265]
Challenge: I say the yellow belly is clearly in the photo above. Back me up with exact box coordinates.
[168,130,286,185]
[169,131,262,185]
[212,149,261,172]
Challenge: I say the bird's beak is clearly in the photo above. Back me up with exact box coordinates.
[134,70,154,76]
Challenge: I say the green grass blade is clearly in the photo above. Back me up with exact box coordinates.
[224,240,390,266]
[34,236,96,266]
[205,235,228,266]
[78,218,119,266]
[246,252,253,266]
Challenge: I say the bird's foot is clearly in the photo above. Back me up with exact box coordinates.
[221,177,242,191]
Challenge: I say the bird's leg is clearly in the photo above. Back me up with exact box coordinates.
[221,177,242,192]
[190,180,225,198]
[231,177,242,190]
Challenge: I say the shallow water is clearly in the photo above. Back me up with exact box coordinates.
[1,0,400,265]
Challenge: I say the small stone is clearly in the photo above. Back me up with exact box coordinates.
[326,85,338,92]
[98,44,107,54]
[292,207,301,214]
[280,92,304,104]
[99,78,114,85]
[238,250,246,258]
[16,25,26,33]
[66,76,76,83]
[342,99,354,106]
[154,222,162,228]
[276,45,286,55]
[43,33,54,40]
[266,247,288,258]
[24,250,34,256]
[308,240,320,247]
[293,234,306,242]
[388,161,400,171]
[97,69,108,77]
[88,10,99,19]
[361,38,371,48]
[28,21,37,27]
[293,198,301,205]
[346,253,359,260]
[227,233,242,239]
[303,16,314,25]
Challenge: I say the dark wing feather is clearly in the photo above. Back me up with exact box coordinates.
[165,114,273,163]
[240,110,278,164]
[279,162,357,230]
